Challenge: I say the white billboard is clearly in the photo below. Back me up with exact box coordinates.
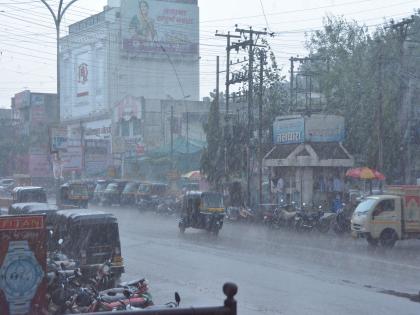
[121,0,199,55]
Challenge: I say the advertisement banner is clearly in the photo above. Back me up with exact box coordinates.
[121,0,199,55]
[61,146,82,172]
[115,96,142,121]
[85,139,110,176]
[304,115,345,142]
[273,117,305,144]
[50,127,68,152]
[0,215,47,315]
[76,50,91,98]
[29,154,51,178]
[84,119,112,140]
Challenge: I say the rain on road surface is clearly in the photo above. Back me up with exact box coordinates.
[93,205,420,315]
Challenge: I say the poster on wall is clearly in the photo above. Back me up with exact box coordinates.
[121,0,199,55]
[0,215,47,315]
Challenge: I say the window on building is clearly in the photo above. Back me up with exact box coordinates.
[133,118,142,136]
[120,120,129,137]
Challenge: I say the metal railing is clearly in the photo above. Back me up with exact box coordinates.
[78,283,238,315]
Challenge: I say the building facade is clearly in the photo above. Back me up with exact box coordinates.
[10,90,58,184]
[59,0,201,178]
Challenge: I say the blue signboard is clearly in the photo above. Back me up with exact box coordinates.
[273,117,305,144]
[273,115,345,144]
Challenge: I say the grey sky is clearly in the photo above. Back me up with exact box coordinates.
[0,0,419,106]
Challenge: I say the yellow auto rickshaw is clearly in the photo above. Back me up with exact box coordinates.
[178,191,225,235]
[60,181,89,208]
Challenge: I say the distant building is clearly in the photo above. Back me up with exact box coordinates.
[10,90,58,184]
[59,0,203,178]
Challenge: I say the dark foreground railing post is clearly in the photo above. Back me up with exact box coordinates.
[223,282,238,315]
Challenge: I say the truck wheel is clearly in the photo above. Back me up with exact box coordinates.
[379,229,397,248]
[366,235,378,247]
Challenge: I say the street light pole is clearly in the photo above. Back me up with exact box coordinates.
[40,0,79,205]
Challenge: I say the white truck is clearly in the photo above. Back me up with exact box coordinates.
[351,185,420,248]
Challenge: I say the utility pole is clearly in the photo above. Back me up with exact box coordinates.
[170,105,174,170]
[40,0,79,206]
[258,50,266,206]
[377,48,384,171]
[215,31,241,115]
[216,56,220,111]
[215,32,241,188]
[235,26,268,207]
[289,57,294,111]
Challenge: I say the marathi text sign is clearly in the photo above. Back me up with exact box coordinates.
[273,117,304,144]
[0,215,47,315]
[273,115,345,144]
[121,0,199,55]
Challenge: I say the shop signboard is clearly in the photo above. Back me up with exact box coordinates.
[0,215,47,315]
[85,139,110,176]
[305,115,345,142]
[273,115,345,144]
[61,146,82,172]
[84,119,112,140]
[50,127,68,152]
[121,0,199,55]
[273,116,304,144]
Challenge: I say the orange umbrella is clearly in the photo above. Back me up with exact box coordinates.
[181,170,201,180]
[346,167,385,180]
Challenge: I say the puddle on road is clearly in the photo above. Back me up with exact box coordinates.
[379,289,420,302]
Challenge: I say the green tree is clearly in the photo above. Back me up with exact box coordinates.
[304,15,412,180]
[201,97,224,188]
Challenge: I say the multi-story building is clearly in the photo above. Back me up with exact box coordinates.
[10,90,58,185]
[59,0,202,178]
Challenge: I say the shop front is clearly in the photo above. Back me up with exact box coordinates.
[265,115,354,208]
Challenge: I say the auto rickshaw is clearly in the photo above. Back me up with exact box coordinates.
[60,181,89,208]
[178,191,225,235]
[136,182,168,211]
[49,209,124,282]
[12,186,47,203]
[120,181,140,206]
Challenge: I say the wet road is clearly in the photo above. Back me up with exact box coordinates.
[93,205,420,315]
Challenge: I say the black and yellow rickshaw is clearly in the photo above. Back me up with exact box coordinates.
[60,181,89,208]
[178,191,225,235]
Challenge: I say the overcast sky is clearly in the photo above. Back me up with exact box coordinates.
[0,0,419,106]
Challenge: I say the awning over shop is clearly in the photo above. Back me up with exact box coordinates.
[263,142,354,168]
[147,137,206,158]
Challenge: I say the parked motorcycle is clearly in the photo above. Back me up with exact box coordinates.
[47,269,84,314]
[113,290,180,311]
[332,204,352,234]
[84,283,153,312]
[294,207,330,233]
[156,196,177,215]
